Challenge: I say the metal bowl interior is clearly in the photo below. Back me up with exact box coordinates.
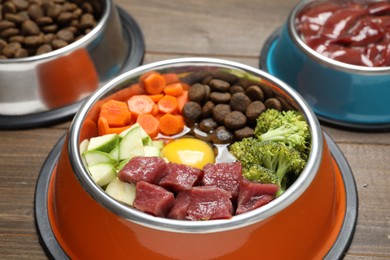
[0,0,130,116]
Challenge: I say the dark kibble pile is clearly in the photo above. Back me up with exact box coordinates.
[182,71,294,144]
[0,0,98,59]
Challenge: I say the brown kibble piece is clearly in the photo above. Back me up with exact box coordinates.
[9,35,25,43]
[224,111,247,130]
[0,27,20,38]
[51,39,68,49]
[230,92,251,112]
[201,100,215,118]
[0,39,7,50]
[0,55,7,59]
[35,16,53,25]
[199,118,218,133]
[230,85,245,95]
[210,126,234,144]
[43,33,55,43]
[264,98,283,111]
[212,104,231,124]
[57,12,73,24]
[72,8,82,19]
[188,83,207,103]
[182,101,202,125]
[2,42,21,57]
[0,20,16,30]
[246,101,266,122]
[3,2,17,14]
[209,92,231,104]
[4,13,25,24]
[56,29,74,42]
[14,48,28,58]
[46,4,62,18]
[28,4,44,20]
[79,13,96,29]
[42,24,58,33]
[234,127,254,141]
[36,44,52,55]
[82,2,93,13]
[209,79,230,92]
[22,20,41,35]
[246,85,265,101]
[24,35,44,46]
[12,0,29,11]
[62,2,78,12]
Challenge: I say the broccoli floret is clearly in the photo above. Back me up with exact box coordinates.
[242,164,278,185]
[254,109,310,158]
[230,139,306,194]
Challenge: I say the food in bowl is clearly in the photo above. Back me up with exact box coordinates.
[295,0,390,67]
[0,0,99,58]
[79,69,311,220]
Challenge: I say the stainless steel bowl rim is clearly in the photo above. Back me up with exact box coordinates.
[68,57,323,234]
[289,0,390,75]
[0,0,111,63]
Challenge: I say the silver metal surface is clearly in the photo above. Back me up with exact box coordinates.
[0,0,128,115]
[68,58,323,234]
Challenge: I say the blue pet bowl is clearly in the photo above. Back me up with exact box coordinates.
[260,0,390,131]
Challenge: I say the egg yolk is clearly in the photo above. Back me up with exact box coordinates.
[161,138,215,169]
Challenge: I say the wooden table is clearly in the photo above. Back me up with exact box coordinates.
[1,0,389,259]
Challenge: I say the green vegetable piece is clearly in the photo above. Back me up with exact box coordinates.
[87,133,120,153]
[88,163,117,187]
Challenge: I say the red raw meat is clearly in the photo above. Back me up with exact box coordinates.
[168,191,191,220]
[159,162,203,193]
[202,162,243,199]
[118,156,167,184]
[236,179,279,215]
[133,181,175,217]
[187,186,233,220]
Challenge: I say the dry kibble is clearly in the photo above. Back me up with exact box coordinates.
[12,0,29,11]
[51,38,68,49]
[0,20,16,30]
[0,27,20,38]
[0,0,99,58]
[27,5,44,20]
[56,28,74,42]
[2,42,22,57]
[22,20,41,35]
[14,48,28,58]
[36,44,52,54]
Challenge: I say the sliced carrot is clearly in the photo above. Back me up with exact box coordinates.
[176,90,188,113]
[98,117,130,135]
[104,83,145,102]
[151,104,159,116]
[100,100,131,127]
[142,72,166,95]
[162,73,179,85]
[164,83,184,97]
[149,94,164,103]
[127,95,155,116]
[136,114,160,138]
[159,114,185,136]
[157,95,178,114]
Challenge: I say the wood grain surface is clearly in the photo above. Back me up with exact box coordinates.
[0,0,389,259]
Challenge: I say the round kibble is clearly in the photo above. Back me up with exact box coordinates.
[264,98,283,111]
[183,101,202,125]
[211,71,238,84]
[27,4,44,20]
[212,103,231,124]
[260,84,274,99]
[2,42,21,57]
[199,118,218,132]
[210,126,234,144]
[246,85,264,101]
[0,0,99,59]
[230,92,251,112]
[246,101,266,122]
[14,47,28,57]
[224,111,247,130]
[234,126,254,141]
[22,20,41,35]
[201,100,215,118]
[209,92,231,104]
[188,83,207,103]
[230,85,245,95]
[209,79,230,92]
[56,28,74,42]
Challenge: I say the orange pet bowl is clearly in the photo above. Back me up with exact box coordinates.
[35,58,357,259]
